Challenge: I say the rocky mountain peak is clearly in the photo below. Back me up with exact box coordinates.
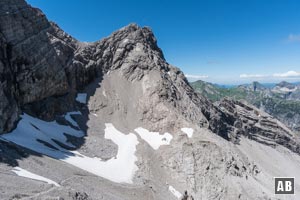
[251,81,266,91]
[276,81,295,89]
[108,23,161,52]
[0,0,167,134]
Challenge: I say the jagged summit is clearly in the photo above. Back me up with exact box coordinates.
[276,81,296,89]
[251,81,266,91]
[0,0,165,133]
[237,81,267,92]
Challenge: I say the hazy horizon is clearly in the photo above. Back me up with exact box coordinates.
[188,78,300,86]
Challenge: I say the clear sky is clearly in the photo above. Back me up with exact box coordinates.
[26,0,300,84]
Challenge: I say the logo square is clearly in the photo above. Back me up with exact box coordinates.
[275,177,294,194]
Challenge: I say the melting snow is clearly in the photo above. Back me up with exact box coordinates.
[92,113,98,117]
[272,87,297,93]
[134,127,173,150]
[0,113,84,149]
[0,115,139,184]
[168,185,182,199]
[181,128,194,138]
[65,111,81,127]
[102,90,107,97]
[76,93,87,104]
[279,87,297,92]
[12,167,60,187]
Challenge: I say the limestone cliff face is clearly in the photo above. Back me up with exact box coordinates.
[216,98,300,153]
[0,32,19,133]
[0,0,73,132]
[0,0,71,103]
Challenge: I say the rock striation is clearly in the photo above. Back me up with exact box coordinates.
[216,98,300,153]
[191,80,300,133]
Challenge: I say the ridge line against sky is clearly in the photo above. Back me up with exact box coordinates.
[26,0,300,84]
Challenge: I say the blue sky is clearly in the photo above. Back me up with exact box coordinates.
[26,0,300,84]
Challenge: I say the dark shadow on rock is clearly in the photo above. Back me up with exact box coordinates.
[0,76,103,167]
[76,77,103,133]
[0,140,42,167]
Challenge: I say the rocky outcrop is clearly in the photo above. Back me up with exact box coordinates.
[0,0,75,131]
[181,191,194,200]
[0,31,19,133]
[216,98,300,153]
[0,0,71,104]
[191,80,300,133]
[71,192,90,200]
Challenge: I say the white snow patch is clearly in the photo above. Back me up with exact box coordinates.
[0,115,139,184]
[1,113,84,149]
[168,185,182,199]
[76,93,87,104]
[12,167,60,187]
[134,127,173,150]
[279,87,297,92]
[272,87,297,93]
[65,111,81,127]
[92,113,98,117]
[102,90,107,97]
[181,128,194,138]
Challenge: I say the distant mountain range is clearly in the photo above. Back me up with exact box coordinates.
[191,80,300,132]
[215,81,300,89]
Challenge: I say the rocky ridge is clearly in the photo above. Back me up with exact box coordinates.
[216,98,300,152]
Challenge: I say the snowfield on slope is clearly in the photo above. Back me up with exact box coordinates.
[12,167,60,187]
[76,93,87,104]
[181,128,194,138]
[64,111,82,127]
[0,114,139,184]
[168,185,182,199]
[134,127,173,150]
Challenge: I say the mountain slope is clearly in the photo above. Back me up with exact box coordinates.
[1,1,300,199]
[191,80,300,132]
